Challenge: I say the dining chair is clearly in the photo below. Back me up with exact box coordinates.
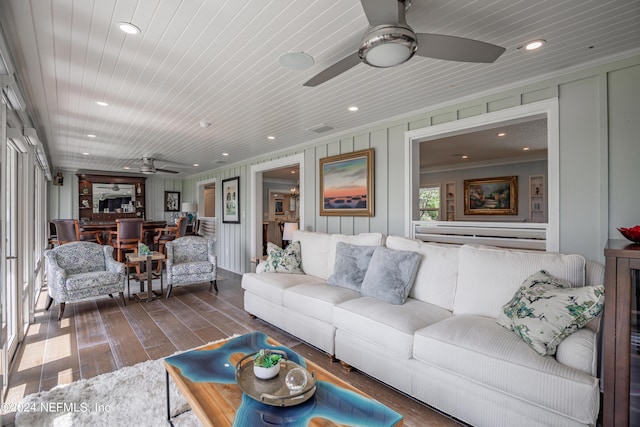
[153,217,188,271]
[52,219,103,245]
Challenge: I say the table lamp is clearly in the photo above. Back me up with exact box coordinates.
[181,203,197,225]
[282,222,299,247]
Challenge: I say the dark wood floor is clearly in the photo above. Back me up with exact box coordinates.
[2,270,460,426]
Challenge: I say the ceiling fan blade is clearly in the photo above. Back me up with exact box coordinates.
[415,33,505,63]
[303,52,361,87]
[360,0,400,25]
[156,167,180,174]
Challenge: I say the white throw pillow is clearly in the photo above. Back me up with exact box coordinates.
[454,245,586,318]
[291,230,331,280]
[386,236,459,311]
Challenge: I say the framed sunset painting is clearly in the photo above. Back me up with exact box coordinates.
[319,148,374,217]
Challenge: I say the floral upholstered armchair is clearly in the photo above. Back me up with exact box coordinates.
[44,241,126,319]
[165,236,218,298]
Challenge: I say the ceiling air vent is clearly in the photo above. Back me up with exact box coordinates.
[305,123,335,134]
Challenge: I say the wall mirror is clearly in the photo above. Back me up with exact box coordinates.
[77,173,146,220]
[92,183,136,213]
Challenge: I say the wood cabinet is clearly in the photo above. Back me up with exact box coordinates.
[603,239,640,426]
[76,174,146,221]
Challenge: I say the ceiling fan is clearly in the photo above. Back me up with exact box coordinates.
[303,0,506,87]
[136,157,181,175]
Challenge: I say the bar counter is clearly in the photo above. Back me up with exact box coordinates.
[79,220,167,246]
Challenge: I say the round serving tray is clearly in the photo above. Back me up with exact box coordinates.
[235,351,316,407]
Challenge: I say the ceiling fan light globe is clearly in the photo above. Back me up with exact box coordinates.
[359,25,417,68]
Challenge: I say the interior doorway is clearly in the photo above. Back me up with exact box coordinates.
[250,154,304,260]
[203,183,215,217]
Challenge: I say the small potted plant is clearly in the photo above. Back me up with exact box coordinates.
[253,349,283,379]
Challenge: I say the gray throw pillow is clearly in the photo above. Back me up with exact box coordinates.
[361,247,421,305]
[327,242,377,291]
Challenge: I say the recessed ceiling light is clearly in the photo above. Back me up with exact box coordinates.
[523,147,530,151]
[461,155,468,159]
[497,132,506,137]
[348,106,359,112]
[118,22,141,34]
[96,101,109,106]
[278,52,314,70]
[199,121,211,128]
[87,134,96,138]
[524,39,546,51]
[193,163,199,167]
[124,166,130,170]
[82,152,90,156]
[291,170,296,174]
[222,152,229,156]
[267,135,275,140]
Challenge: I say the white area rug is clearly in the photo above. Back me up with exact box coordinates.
[15,339,235,427]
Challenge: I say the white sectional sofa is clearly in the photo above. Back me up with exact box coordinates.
[241,230,604,427]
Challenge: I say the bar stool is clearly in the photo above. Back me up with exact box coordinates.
[109,218,144,262]
[153,217,188,272]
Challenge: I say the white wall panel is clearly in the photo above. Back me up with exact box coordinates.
[181,55,639,272]
[608,64,640,237]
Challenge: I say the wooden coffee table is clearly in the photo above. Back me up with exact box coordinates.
[164,332,403,426]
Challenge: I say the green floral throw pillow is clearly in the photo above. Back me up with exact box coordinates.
[262,241,303,274]
[497,270,605,356]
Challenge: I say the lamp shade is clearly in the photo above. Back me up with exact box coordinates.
[282,222,299,241]
[182,202,197,213]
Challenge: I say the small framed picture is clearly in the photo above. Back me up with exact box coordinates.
[222,176,240,224]
[275,199,284,215]
[164,191,180,212]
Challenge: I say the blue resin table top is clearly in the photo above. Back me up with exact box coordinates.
[164,332,403,427]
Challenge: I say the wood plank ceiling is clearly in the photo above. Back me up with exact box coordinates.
[0,0,638,176]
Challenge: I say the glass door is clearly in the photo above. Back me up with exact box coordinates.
[2,140,19,392]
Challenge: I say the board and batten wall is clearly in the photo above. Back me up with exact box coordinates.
[183,54,638,273]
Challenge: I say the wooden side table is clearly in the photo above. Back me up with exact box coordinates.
[126,251,165,302]
[603,239,640,426]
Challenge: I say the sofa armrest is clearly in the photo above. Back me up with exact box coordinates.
[104,256,125,274]
[555,327,599,376]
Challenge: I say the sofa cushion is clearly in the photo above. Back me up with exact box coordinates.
[283,282,360,323]
[360,247,421,305]
[327,242,377,291]
[333,297,452,359]
[263,241,303,274]
[171,261,213,276]
[55,243,106,274]
[65,272,123,291]
[292,230,331,280]
[454,245,586,318]
[328,233,384,273]
[413,315,599,423]
[241,272,322,305]
[497,270,605,356]
[386,236,459,311]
